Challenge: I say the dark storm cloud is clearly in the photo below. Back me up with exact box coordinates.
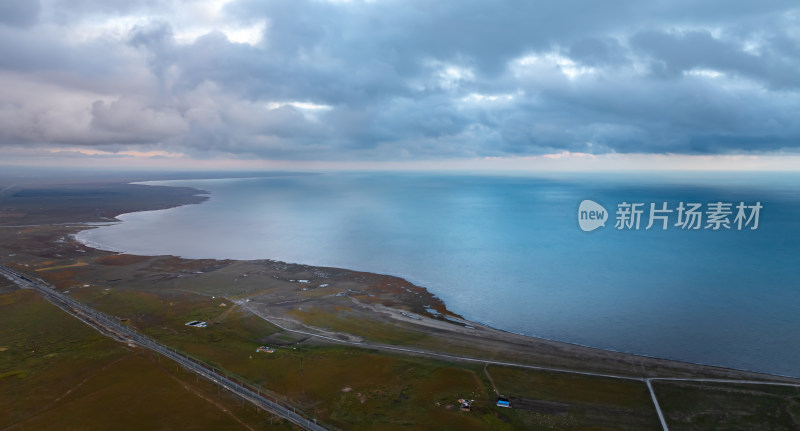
[1,0,799,160]
[568,37,627,67]
[49,0,165,20]
[0,0,41,28]
[631,29,800,89]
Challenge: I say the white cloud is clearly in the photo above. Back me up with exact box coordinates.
[436,64,475,89]
[515,52,596,80]
[460,93,516,104]
[264,101,332,111]
[173,20,266,46]
[684,68,725,79]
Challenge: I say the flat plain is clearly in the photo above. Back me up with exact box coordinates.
[1,179,798,430]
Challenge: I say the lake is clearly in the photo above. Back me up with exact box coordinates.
[76,171,800,377]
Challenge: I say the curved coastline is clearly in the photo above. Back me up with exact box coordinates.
[70,180,800,381]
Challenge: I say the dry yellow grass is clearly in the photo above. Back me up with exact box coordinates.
[34,261,88,272]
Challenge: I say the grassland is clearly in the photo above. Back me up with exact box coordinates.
[0,288,297,431]
[0,182,208,226]
[2,179,800,430]
[653,380,800,430]
[485,365,660,430]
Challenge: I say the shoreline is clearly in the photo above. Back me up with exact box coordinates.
[64,228,800,381]
[70,246,800,382]
[2,177,797,383]
[66,181,799,382]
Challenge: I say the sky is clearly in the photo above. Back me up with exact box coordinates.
[1,0,800,171]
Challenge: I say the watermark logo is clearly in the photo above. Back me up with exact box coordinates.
[578,200,762,232]
[578,200,608,232]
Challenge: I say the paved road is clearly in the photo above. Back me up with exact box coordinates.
[0,264,328,431]
[240,300,645,381]
[5,263,800,431]
[239,300,800,431]
[241,300,800,386]
[646,379,670,431]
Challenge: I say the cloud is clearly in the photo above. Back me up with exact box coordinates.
[0,0,799,162]
[630,28,800,89]
[0,0,40,28]
[568,37,627,67]
[90,98,189,142]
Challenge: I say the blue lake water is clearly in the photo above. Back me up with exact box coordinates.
[76,172,800,377]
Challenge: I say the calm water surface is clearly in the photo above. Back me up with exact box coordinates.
[77,172,800,376]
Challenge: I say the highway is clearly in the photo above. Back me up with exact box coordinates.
[5,262,800,431]
[0,264,329,431]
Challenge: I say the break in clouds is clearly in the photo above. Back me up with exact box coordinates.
[1,0,799,161]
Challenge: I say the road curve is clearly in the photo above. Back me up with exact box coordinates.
[239,299,800,431]
[5,262,800,431]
